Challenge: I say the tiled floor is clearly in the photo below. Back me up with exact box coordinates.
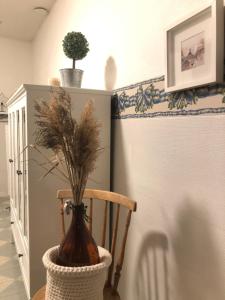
[0,197,27,300]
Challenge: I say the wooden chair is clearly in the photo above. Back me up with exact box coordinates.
[33,189,137,300]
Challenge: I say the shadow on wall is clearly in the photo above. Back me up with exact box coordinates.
[104,56,117,91]
[135,231,169,300]
[110,118,136,297]
[172,198,225,300]
[111,119,130,196]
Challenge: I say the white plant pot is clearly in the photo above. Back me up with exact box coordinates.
[43,246,112,300]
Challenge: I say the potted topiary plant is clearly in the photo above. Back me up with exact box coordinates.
[34,88,111,299]
[60,31,89,88]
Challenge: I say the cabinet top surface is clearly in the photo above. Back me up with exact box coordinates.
[7,84,112,106]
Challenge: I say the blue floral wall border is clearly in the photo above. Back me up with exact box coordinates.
[111,76,225,119]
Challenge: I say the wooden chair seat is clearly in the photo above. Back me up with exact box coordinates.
[33,285,121,300]
[32,189,136,299]
[32,285,46,300]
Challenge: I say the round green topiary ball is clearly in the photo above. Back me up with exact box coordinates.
[62,32,89,61]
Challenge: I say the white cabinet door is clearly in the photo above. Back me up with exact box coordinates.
[8,113,14,205]
[9,97,28,238]
[8,96,30,297]
[21,107,28,237]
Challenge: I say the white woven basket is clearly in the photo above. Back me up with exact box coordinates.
[43,246,112,300]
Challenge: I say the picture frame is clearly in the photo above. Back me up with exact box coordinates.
[165,0,224,93]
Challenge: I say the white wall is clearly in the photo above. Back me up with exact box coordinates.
[32,0,210,90]
[32,1,225,299]
[0,36,32,98]
[0,36,32,196]
[112,116,225,300]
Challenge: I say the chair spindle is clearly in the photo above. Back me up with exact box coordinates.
[101,201,108,248]
[107,203,120,286]
[89,198,93,234]
[113,209,132,292]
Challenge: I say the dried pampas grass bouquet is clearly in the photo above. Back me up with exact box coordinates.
[34,87,101,206]
[34,87,103,267]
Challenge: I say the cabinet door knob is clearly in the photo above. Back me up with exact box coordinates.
[9,158,13,163]
[16,170,22,175]
[10,221,14,224]
[18,253,23,258]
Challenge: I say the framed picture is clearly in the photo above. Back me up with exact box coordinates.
[165,0,224,92]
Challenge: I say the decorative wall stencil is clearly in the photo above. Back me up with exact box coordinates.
[112,76,225,119]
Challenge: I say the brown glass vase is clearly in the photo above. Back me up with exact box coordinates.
[56,203,100,267]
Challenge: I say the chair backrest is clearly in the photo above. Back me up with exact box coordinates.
[57,188,137,293]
